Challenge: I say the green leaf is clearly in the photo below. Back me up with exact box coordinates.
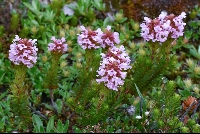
[0,91,8,100]
[55,99,63,114]
[56,120,64,132]
[0,105,3,116]
[134,83,144,100]
[23,2,33,10]
[46,116,55,133]
[64,120,69,132]
[0,72,5,84]
[32,114,44,132]
[31,20,39,25]
[103,17,110,27]
[27,10,35,20]
[178,89,192,100]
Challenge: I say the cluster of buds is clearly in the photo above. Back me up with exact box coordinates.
[96,45,132,91]
[140,12,186,43]
[48,36,68,53]
[77,25,120,49]
[8,35,38,68]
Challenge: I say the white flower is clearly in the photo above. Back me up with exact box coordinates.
[136,116,142,119]
[145,111,150,116]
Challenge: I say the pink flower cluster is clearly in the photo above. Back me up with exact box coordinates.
[140,12,186,43]
[48,36,68,53]
[77,25,120,49]
[96,45,132,91]
[8,35,38,68]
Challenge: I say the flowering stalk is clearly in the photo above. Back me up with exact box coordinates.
[8,35,38,126]
[96,45,132,91]
[140,11,186,60]
[44,36,68,114]
[77,25,121,73]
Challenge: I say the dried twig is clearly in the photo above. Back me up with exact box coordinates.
[28,104,48,120]
[180,101,197,122]
[191,100,200,118]
[49,89,58,115]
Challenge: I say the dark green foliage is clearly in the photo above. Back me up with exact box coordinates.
[149,81,183,132]
[128,46,177,95]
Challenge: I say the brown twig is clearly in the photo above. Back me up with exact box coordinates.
[28,104,48,120]
[49,89,58,115]
[180,101,197,122]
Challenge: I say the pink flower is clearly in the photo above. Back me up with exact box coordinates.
[48,36,68,53]
[96,45,132,91]
[140,12,186,43]
[77,26,103,49]
[100,25,120,48]
[8,35,38,68]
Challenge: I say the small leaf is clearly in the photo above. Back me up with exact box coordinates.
[46,116,55,132]
[64,120,69,132]
[56,120,64,132]
[31,20,39,25]
[32,114,44,132]
[103,17,110,27]
[178,89,192,100]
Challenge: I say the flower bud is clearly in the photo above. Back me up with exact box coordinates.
[138,49,146,55]
[69,29,76,36]
[67,40,72,46]
[59,29,65,37]
[125,33,130,40]
[193,87,200,94]
[184,79,192,89]
[186,59,194,68]
[120,26,126,32]
[31,26,38,35]
[115,13,123,22]
[75,52,83,59]
[64,24,70,30]
[129,42,136,50]
[60,61,67,68]
[76,62,82,69]
[42,55,48,62]
[133,22,140,31]
[67,46,73,52]
[194,66,200,74]
[63,70,70,77]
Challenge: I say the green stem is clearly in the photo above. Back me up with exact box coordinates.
[10,65,27,95]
